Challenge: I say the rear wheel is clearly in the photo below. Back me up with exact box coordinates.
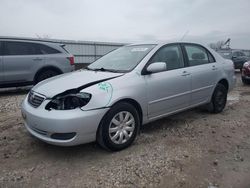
[35,70,59,84]
[97,102,140,151]
[207,83,227,113]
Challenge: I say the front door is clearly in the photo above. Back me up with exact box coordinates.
[144,44,191,119]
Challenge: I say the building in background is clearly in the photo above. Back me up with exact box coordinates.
[60,39,125,65]
[60,39,125,69]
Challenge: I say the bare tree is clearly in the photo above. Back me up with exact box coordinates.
[209,40,225,51]
[209,38,231,51]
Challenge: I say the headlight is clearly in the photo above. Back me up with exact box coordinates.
[45,92,91,110]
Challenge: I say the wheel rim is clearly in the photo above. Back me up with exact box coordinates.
[109,111,135,144]
[215,90,226,107]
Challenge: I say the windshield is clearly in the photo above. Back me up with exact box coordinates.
[87,44,156,72]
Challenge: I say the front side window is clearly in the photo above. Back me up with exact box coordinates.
[88,44,156,72]
[185,45,209,66]
[149,44,184,71]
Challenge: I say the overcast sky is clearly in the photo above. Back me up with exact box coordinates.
[0,0,250,49]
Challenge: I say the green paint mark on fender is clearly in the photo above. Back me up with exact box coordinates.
[98,82,110,92]
[98,82,113,106]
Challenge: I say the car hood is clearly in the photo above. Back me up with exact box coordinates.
[32,70,124,98]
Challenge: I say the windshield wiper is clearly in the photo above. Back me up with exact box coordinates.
[86,67,123,73]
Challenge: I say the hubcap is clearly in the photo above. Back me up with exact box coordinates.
[215,90,225,106]
[109,111,135,144]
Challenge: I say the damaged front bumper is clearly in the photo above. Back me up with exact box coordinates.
[21,96,109,146]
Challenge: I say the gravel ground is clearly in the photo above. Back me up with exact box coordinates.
[0,73,250,188]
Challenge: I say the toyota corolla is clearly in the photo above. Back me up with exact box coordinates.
[21,42,236,151]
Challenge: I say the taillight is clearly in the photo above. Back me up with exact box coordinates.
[67,56,75,65]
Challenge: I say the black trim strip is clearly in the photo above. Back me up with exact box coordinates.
[49,75,122,99]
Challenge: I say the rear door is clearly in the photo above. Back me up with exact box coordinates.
[0,41,3,83]
[183,44,219,105]
[145,44,192,119]
[3,41,45,83]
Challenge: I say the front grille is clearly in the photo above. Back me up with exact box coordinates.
[28,91,46,108]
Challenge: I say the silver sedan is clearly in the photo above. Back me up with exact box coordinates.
[21,42,236,151]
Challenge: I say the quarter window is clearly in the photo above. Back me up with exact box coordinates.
[149,45,184,71]
[185,45,210,66]
[37,44,61,54]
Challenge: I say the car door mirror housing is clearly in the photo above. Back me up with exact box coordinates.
[146,62,167,74]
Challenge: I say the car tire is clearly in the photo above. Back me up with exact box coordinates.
[35,70,59,84]
[207,83,227,113]
[242,77,250,85]
[97,102,140,151]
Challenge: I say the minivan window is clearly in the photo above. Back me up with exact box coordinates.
[149,44,184,71]
[5,41,39,56]
[38,44,61,54]
[185,45,209,66]
[4,41,61,56]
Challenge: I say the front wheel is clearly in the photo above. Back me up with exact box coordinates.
[97,102,140,151]
[207,83,228,113]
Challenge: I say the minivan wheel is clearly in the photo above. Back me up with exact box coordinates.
[35,70,59,84]
[97,102,140,151]
[207,83,227,113]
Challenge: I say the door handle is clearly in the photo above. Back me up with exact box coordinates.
[212,65,217,70]
[182,71,190,76]
[33,58,43,61]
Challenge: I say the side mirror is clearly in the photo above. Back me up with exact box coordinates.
[146,62,167,74]
[232,56,237,59]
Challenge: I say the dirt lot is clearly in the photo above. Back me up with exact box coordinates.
[0,73,250,188]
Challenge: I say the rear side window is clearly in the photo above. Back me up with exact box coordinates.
[149,44,184,71]
[185,45,215,66]
[5,41,38,55]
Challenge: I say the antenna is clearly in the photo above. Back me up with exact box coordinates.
[180,30,189,41]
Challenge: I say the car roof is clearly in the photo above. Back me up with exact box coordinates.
[126,40,208,47]
[0,36,64,46]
